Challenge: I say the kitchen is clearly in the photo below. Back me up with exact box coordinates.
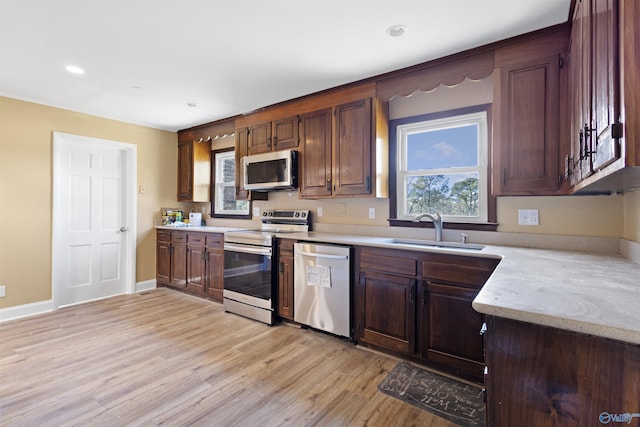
[1,0,640,426]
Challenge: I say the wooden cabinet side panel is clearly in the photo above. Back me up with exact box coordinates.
[206,251,224,301]
[156,233,171,286]
[486,316,640,426]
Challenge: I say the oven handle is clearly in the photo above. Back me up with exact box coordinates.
[224,243,272,257]
[295,250,349,260]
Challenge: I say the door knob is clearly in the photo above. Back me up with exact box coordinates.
[120,226,128,232]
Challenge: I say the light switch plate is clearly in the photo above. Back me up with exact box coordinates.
[0,286,5,298]
[317,207,323,217]
[253,207,260,217]
[368,207,375,219]
[518,209,539,226]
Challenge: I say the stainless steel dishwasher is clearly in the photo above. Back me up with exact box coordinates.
[294,243,351,339]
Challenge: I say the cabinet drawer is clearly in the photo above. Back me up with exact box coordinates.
[171,232,187,243]
[206,234,224,248]
[187,233,206,245]
[360,247,417,277]
[157,230,171,242]
[421,253,500,288]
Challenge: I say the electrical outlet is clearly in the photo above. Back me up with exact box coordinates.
[253,207,260,217]
[518,209,539,226]
[0,286,5,298]
[317,207,323,218]
[368,207,375,219]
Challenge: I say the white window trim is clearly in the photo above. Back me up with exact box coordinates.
[213,150,249,216]
[396,111,488,222]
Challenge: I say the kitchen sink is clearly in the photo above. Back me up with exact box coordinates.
[384,238,485,251]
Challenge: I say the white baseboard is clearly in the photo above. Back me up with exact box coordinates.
[1,280,156,323]
[0,299,53,323]
[136,279,156,293]
[621,239,640,265]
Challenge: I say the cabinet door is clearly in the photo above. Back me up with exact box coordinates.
[569,0,589,184]
[186,234,206,296]
[494,55,561,195]
[333,99,372,196]
[420,282,484,381]
[591,0,620,171]
[358,270,415,355]
[273,116,299,151]
[206,234,224,301]
[300,108,332,198]
[277,239,295,320]
[248,122,272,155]
[156,231,171,286]
[170,235,187,289]
[177,133,193,201]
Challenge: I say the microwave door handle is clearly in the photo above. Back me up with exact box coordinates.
[224,243,272,256]
[295,251,349,260]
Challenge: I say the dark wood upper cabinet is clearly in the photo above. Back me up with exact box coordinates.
[333,99,373,196]
[492,27,569,196]
[569,0,639,194]
[299,108,333,198]
[247,115,299,155]
[299,98,388,199]
[177,130,211,202]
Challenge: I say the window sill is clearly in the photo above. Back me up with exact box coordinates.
[388,219,498,232]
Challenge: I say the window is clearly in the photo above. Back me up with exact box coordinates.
[391,105,490,224]
[211,149,250,218]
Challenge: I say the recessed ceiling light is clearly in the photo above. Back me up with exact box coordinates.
[65,65,85,74]
[386,25,407,38]
[186,102,198,108]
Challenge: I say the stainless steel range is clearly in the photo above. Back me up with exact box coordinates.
[223,209,310,325]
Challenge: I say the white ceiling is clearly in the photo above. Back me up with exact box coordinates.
[0,0,571,132]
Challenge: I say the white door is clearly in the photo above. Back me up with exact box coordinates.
[53,132,136,307]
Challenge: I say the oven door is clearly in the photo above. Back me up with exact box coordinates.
[223,242,274,310]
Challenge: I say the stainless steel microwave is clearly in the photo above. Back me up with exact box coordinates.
[242,149,298,191]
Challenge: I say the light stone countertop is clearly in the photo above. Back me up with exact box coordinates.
[154,225,248,233]
[279,231,640,345]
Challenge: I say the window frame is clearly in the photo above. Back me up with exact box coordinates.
[389,104,497,231]
[210,148,251,219]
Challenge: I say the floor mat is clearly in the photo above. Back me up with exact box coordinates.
[377,362,485,427]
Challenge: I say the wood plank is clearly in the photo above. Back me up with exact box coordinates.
[0,288,466,426]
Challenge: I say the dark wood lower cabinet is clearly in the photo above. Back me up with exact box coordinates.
[205,234,224,302]
[354,246,500,383]
[419,282,485,380]
[485,316,640,427]
[185,234,206,296]
[277,239,295,320]
[157,230,224,301]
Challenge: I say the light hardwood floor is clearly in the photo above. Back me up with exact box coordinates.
[0,288,459,426]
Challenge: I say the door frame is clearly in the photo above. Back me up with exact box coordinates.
[52,132,137,309]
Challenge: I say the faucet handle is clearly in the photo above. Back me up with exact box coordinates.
[460,233,469,244]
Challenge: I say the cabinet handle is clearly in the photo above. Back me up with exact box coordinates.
[273,136,277,147]
[583,124,597,156]
[326,178,331,192]
[480,322,487,335]
[409,280,416,303]
[202,249,207,261]
[268,137,272,148]
[366,176,371,192]
[279,261,284,273]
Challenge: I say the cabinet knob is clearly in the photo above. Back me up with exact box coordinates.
[120,226,128,232]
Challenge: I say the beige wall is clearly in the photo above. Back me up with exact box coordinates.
[623,189,640,242]
[0,96,180,308]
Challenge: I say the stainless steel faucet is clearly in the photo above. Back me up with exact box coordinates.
[413,211,443,242]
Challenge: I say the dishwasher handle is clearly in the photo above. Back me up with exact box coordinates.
[295,250,349,260]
